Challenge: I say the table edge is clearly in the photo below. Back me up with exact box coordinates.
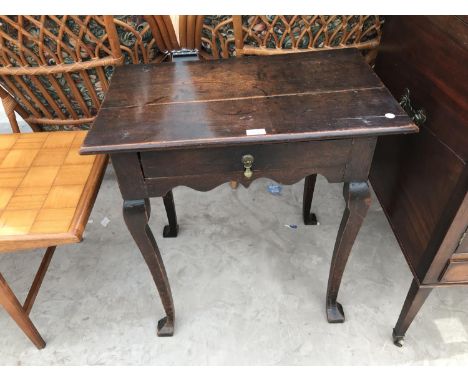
[80,124,418,155]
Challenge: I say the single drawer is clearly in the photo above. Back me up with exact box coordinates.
[455,228,468,255]
[140,139,352,180]
[439,254,468,283]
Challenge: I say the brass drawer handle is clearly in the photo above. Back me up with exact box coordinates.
[400,88,427,127]
[241,154,254,179]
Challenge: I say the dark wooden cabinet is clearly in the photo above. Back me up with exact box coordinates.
[370,16,468,345]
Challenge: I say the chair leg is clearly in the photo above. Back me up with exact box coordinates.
[23,246,56,315]
[0,246,55,348]
[0,273,46,349]
[1,92,21,133]
[0,88,41,132]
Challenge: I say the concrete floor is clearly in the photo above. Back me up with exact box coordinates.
[1,160,468,365]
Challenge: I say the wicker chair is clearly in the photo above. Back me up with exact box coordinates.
[0,15,178,132]
[0,15,183,348]
[112,15,174,65]
[0,16,125,131]
[0,129,106,349]
[177,16,203,50]
[198,15,383,63]
[0,15,120,348]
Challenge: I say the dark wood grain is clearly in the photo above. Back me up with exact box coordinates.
[456,228,468,254]
[372,15,468,284]
[140,140,352,179]
[372,129,465,281]
[139,138,375,197]
[111,153,148,200]
[439,260,468,283]
[392,278,432,347]
[81,49,415,154]
[162,191,179,238]
[84,88,412,153]
[427,191,468,284]
[374,16,467,160]
[370,15,468,346]
[303,175,318,225]
[82,49,417,339]
[326,182,371,323]
[99,49,385,109]
[123,199,175,337]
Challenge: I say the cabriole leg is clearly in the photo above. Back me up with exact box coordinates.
[326,181,371,323]
[123,199,175,336]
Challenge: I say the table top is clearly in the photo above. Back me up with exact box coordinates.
[81,49,417,155]
[0,132,106,252]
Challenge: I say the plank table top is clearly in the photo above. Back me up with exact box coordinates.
[81,49,417,155]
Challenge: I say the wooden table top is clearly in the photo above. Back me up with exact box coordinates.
[0,132,106,252]
[81,49,417,155]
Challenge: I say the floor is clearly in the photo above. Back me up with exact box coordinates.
[1,150,468,364]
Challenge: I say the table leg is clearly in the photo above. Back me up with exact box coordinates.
[123,199,175,336]
[392,278,432,347]
[0,273,46,349]
[303,174,318,225]
[162,190,179,238]
[326,181,371,323]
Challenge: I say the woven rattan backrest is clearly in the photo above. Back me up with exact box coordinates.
[199,15,383,62]
[178,16,203,50]
[0,16,123,130]
[116,15,179,64]
[0,16,179,131]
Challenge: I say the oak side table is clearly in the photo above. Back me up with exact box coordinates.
[81,49,417,337]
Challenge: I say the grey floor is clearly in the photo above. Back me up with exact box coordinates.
[1,159,468,365]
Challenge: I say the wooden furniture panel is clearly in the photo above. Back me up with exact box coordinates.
[424,191,468,284]
[82,50,416,338]
[372,16,467,160]
[0,131,107,252]
[439,259,468,283]
[370,16,468,346]
[99,48,383,109]
[81,50,414,154]
[140,140,352,179]
[455,228,468,254]
[0,130,107,349]
[371,127,465,281]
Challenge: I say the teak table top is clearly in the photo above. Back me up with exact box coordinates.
[0,131,106,252]
[81,49,417,155]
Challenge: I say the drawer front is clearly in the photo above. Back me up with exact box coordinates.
[140,139,352,180]
[455,228,468,255]
[439,228,468,283]
[439,259,468,283]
